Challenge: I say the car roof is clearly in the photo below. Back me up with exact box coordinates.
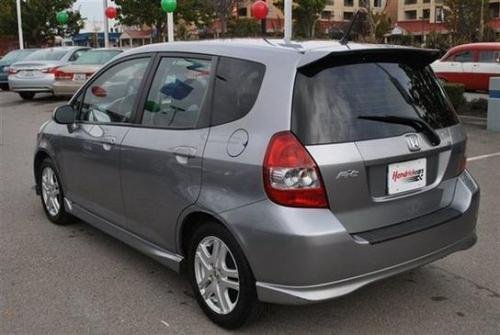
[119,39,426,67]
[447,42,500,53]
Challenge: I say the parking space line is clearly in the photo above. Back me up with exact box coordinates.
[468,152,500,162]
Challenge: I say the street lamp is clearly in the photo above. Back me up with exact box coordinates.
[16,0,24,49]
[103,0,109,48]
[284,0,292,43]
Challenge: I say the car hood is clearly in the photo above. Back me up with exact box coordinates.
[57,64,102,74]
[10,60,64,70]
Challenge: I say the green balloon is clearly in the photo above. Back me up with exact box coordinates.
[161,0,177,13]
[56,11,69,25]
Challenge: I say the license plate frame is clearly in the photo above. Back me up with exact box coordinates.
[387,158,427,195]
[73,73,87,81]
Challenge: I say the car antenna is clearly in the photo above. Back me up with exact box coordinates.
[339,8,368,45]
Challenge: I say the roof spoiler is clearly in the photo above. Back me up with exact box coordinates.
[299,48,441,77]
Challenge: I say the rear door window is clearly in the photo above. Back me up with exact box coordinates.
[292,62,459,145]
[453,51,474,62]
[479,50,500,63]
[211,57,265,126]
[141,57,213,129]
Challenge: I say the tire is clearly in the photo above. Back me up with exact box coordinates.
[187,222,260,329]
[37,158,73,225]
[0,84,9,91]
[19,92,35,100]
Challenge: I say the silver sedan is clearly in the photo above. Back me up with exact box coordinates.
[8,46,90,100]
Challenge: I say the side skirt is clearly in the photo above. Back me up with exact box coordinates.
[70,201,183,273]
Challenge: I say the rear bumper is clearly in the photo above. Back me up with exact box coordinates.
[220,171,479,305]
[9,74,55,92]
[53,81,82,96]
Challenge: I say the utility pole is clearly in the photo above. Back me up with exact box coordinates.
[16,0,24,49]
[103,0,110,48]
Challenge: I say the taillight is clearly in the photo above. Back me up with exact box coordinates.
[263,131,329,208]
[54,69,73,80]
[41,67,59,74]
[9,68,18,75]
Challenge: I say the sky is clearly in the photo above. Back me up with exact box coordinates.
[73,0,117,32]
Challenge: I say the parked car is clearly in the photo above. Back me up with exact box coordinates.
[53,48,123,96]
[431,42,500,91]
[0,49,39,91]
[34,40,479,329]
[8,46,90,100]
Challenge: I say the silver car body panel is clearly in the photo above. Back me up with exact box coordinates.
[35,39,480,305]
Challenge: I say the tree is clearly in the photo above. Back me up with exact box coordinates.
[444,0,490,44]
[115,0,242,40]
[373,12,392,43]
[0,0,83,47]
[276,0,327,38]
[227,17,261,37]
[358,0,376,42]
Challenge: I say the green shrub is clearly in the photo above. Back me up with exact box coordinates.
[458,98,488,117]
[442,83,466,110]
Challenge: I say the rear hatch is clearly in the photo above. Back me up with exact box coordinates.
[293,49,466,234]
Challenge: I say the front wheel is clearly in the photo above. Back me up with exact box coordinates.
[19,92,35,100]
[187,222,260,329]
[37,158,74,225]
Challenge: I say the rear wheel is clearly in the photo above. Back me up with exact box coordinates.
[37,158,73,225]
[187,222,260,329]
[0,84,9,91]
[19,92,35,100]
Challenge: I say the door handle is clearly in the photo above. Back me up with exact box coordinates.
[99,136,116,151]
[173,146,197,164]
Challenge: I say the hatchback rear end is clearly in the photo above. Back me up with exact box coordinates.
[215,46,479,305]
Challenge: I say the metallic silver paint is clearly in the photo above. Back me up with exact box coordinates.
[35,40,480,306]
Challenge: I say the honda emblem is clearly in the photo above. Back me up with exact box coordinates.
[406,134,421,152]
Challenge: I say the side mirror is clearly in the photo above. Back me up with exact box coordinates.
[53,105,76,124]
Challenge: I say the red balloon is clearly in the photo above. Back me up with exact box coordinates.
[105,7,118,19]
[251,1,269,20]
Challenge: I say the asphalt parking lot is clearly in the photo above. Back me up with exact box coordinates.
[0,91,499,334]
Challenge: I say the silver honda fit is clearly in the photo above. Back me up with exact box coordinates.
[34,39,480,328]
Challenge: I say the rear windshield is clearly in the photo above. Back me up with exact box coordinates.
[75,50,121,65]
[0,49,35,63]
[292,62,459,145]
[24,49,68,61]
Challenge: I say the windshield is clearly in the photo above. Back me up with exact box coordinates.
[292,62,459,145]
[24,49,68,61]
[75,50,121,65]
[0,50,35,64]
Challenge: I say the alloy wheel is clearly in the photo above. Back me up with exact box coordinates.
[41,166,61,217]
[194,236,240,315]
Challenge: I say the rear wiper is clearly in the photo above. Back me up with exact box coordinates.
[358,115,441,146]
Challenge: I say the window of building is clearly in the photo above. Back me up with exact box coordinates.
[344,11,354,20]
[405,10,417,20]
[238,7,248,17]
[344,0,354,7]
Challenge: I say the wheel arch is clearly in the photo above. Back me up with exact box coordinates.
[33,150,52,194]
[176,208,249,263]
